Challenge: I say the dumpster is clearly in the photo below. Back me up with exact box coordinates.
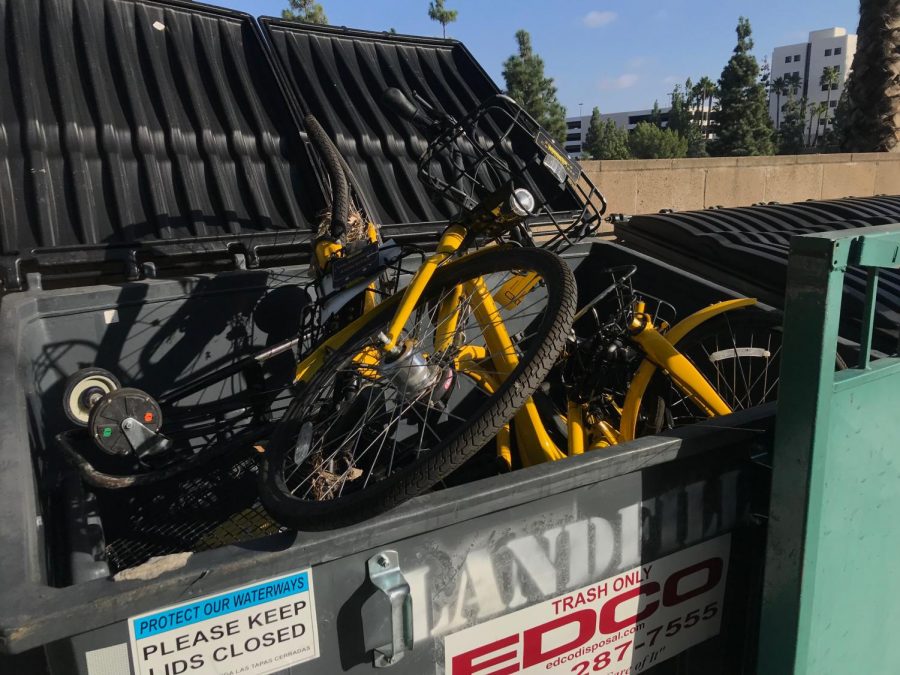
[0,1,890,674]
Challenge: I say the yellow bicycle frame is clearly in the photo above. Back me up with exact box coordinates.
[295,224,476,384]
[296,222,757,471]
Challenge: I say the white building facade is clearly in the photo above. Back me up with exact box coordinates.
[564,106,714,157]
[769,28,857,142]
[563,108,668,156]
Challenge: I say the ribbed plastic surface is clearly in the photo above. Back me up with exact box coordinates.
[0,0,321,285]
[261,20,584,228]
[618,196,900,352]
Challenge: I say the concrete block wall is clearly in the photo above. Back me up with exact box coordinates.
[581,153,900,222]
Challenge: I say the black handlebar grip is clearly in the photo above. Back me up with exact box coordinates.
[383,88,433,130]
[384,88,418,120]
[304,114,349,241]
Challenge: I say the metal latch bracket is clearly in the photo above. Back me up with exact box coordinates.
[366,550,413,667]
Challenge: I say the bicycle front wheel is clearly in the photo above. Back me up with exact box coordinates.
[259,246,576,529]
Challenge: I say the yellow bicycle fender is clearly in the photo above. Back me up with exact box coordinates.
[620,298,758,441]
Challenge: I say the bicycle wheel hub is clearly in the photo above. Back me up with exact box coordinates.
[380,341,442,399]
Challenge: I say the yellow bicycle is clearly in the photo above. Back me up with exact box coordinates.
[57,90,784,530]
[258,90,784,529]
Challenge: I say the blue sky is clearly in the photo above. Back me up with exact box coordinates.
[217,0,859,115]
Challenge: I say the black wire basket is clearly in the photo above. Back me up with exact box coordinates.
[416,94,607,254]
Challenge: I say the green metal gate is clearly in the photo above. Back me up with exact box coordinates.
[759,224,900,673]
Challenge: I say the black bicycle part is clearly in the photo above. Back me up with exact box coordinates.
[400,92,607,253]
[63,368,122,427]
[305,114,350,241]
[89,388,165,456]
[56,423,274,490]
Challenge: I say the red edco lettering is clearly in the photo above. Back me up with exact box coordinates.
[450,556,723,675]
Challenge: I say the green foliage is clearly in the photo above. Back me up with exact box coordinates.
[628,122,689,159]
[693,76,718,140]
[778,96,808,154]
[428,0,458,38]
[282,0,328,23]
[810,101,830,146]
[709,17,774,156]
[583,108,631,159]
[816,66,841,145]
[650,100,663,128]
[583,107,603,158]
[769,75,788,129]
[829,88,852,148]
[667,85,707,157]
[502,30,567,143]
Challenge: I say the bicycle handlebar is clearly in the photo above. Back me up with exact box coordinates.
[383,88,436,131]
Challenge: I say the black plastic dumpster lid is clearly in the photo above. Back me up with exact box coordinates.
[259,19,585,230]
[0,0,325,290]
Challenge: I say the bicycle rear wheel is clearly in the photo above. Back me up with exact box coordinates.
[259,246,576,529]
[639,309,787,433]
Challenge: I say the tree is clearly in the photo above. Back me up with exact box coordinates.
[770,76,788,129]
[808,101,828,146]
[583,107,603,157]
[693,76,717,139]
[628,122,689,159]
[584,108,631,159]
[502,30,567,143]
[427,0,458,39]
[709,17,774,156]
[787,71,803,97]
[282,0,327,23]
[838,0,900,152]
[830,87,852,148]
[817,66,841,143]
[778,96,808,154]
[650,100,663,128]
[667,85,706,156]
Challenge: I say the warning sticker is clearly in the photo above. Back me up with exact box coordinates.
[128,569,319,675]
[444,535,730,674]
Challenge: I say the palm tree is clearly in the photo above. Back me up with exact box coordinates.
[787,72,803,98]
[818,66,841,138]
[770,76,788,130]
[694,76,717,139]
[839,0,900,152]
[811,102,829,146]
[806,100,818,146]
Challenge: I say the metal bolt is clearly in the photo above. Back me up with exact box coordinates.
[123,420,133,431]
[377,554,390,568]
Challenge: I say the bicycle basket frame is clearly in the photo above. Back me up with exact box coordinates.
[417,94,607,254]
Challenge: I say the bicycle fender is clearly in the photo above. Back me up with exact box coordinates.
[620,298,758,441]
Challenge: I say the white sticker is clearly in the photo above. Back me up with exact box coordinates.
[128,569,319,675]
[444,535,730,674]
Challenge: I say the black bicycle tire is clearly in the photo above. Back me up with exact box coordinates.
[258,246,576,530]
[305,114,349,238]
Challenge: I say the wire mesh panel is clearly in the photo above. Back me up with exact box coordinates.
[98,451,284,574]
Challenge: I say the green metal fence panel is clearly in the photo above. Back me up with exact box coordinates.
[759,224,900,674]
